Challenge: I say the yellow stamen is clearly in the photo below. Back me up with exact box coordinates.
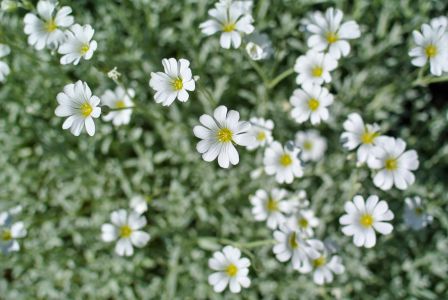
[313,256,326,268]
[415,207,423,215]
[256,131,266,141]
[359,214,373,228]
[45,18,57,32]
[303,141,313,151]
[385,158,398,171]
[119,225,132,238]
[80,43,90,55]
[279,154,293,167]
[288,232,299,249]
[80,102,93,117]
[361,131,378,145]
[217,128,233,143]
[172,78,183,91]
[298,218,309,228]
[308,98,320,111]
[326,32,339,44]
[266,198,278,212]
[311,66,323,77]
[425,44,437,58]
[1,229,12,241]
[115,100,126,109]
[222,23,236,32]
[225,264,238,277]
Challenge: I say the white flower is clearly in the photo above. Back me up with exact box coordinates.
[101,209,150,256]
[193,106,254,168]
[306,8,361,59]
[285,190,310,213]
[294,51,338,86]
[0,212,27,254]
[102,87,134,126]
[199,1,254,49]
[58,24,97,65]
[250,188,290,229]
[208,246,251,293]
[288,209,319,237]
[246,117,274,150]
[368,136,419,191]
[404,196,433,230]
[409,23,448,76]
[290,84,334,125]
[24,0,74,50]
[273,224,322,273]
[130,196,148,215]
[341,113,381,164]
[245,33,273,61]
[295,130,327,162]
[0,44,11,82]
[340,195,394,248]
[149,58,196,106]
[264,141,303,184]
[311,253,345,285]
[430,16,448,33]
[55,81,101,136]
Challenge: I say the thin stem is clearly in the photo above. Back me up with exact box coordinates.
[413,75,448,87]
[220,238,276,249]
[268,67,295,89]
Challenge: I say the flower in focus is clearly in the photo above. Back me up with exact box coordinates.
[199,0,254,49]
[290,84,334,125]
[368,136,419,191]
[149,58,196,106]
[101,209,150,256]
[311,251,345,285]
[246,117,274,150]
[305,7,361,59]
[404,196,433,230]
[58,24,98,65]
[250,188,290,229]
[273,224,323,273]
[208,246,251,293]
[193,106,254,168]
[264,141,303,184]
[295,130,327,162]
[24,0,74,50]
[55,81,101,136]
[294,51,338,86]
[288,209,319,237]
[102,87,134,126]
[0,44,11,82]
[409,22,448,76]
[0,212,27,254]
[340,195,394,248]
[130,195,148,215]
[341,113,381,164]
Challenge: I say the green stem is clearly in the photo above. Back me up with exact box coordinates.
[268,67,295,89]
[413,75,448,87]
[220,238,276,249]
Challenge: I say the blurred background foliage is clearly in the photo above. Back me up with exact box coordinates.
[0,0,448,299]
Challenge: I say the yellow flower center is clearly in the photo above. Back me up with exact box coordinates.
[303,140,313,151]
[326,32,339,44]
[313,256,327,268]
[172,78,183,91]
[279,154,293,167]
[217,128,233,143]
[385,158,398,171]
[225,264,238,277]
[266,198,278,212]
[415,207,423,215]
[308,98,320,111]
[80,102,93,117]
[359,214,374,228]
[115,100,126,109]
[80,43,90,55]
[119,225,133,238]
[298,218,309,228]
[1,229,12,241]
[311,66,323,77]
[45,18,57,32]
[288,232,299,249]
[222,23,236,32]
[256,131,266,141]
[425,44,437,58]
[361,131,378,145]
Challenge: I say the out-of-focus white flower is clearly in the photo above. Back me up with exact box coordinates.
[149,58,196,106]
[306,7,361,59]
[55,81,101,136]
[288,209,319,237]
[368,136,419,191]
[102,87,134,126]
[101,209,150,256]
[24,0,74,50]
[294,51,338,86]
[290,84,334,125]
[285,190,310,213]
[404,196,433,230]
[58,24,97,65]
[107,67,121,81]
[0,44,11,82]
[311,251,345,285]
[341,113,381,164]
[208,246,251,293]
[200,0,254,49]
[273,223,323,273]
[409,23,448,76]
[193,106,254,168]
[340,195,394,248]
[245,33,273,60]
[0,212,27,254]
[250,188,290,229]
[295,130,327,161]
[246,117,274,150]
[1,0,18,12]
[264,141,303,184]
[130,196,148,215]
